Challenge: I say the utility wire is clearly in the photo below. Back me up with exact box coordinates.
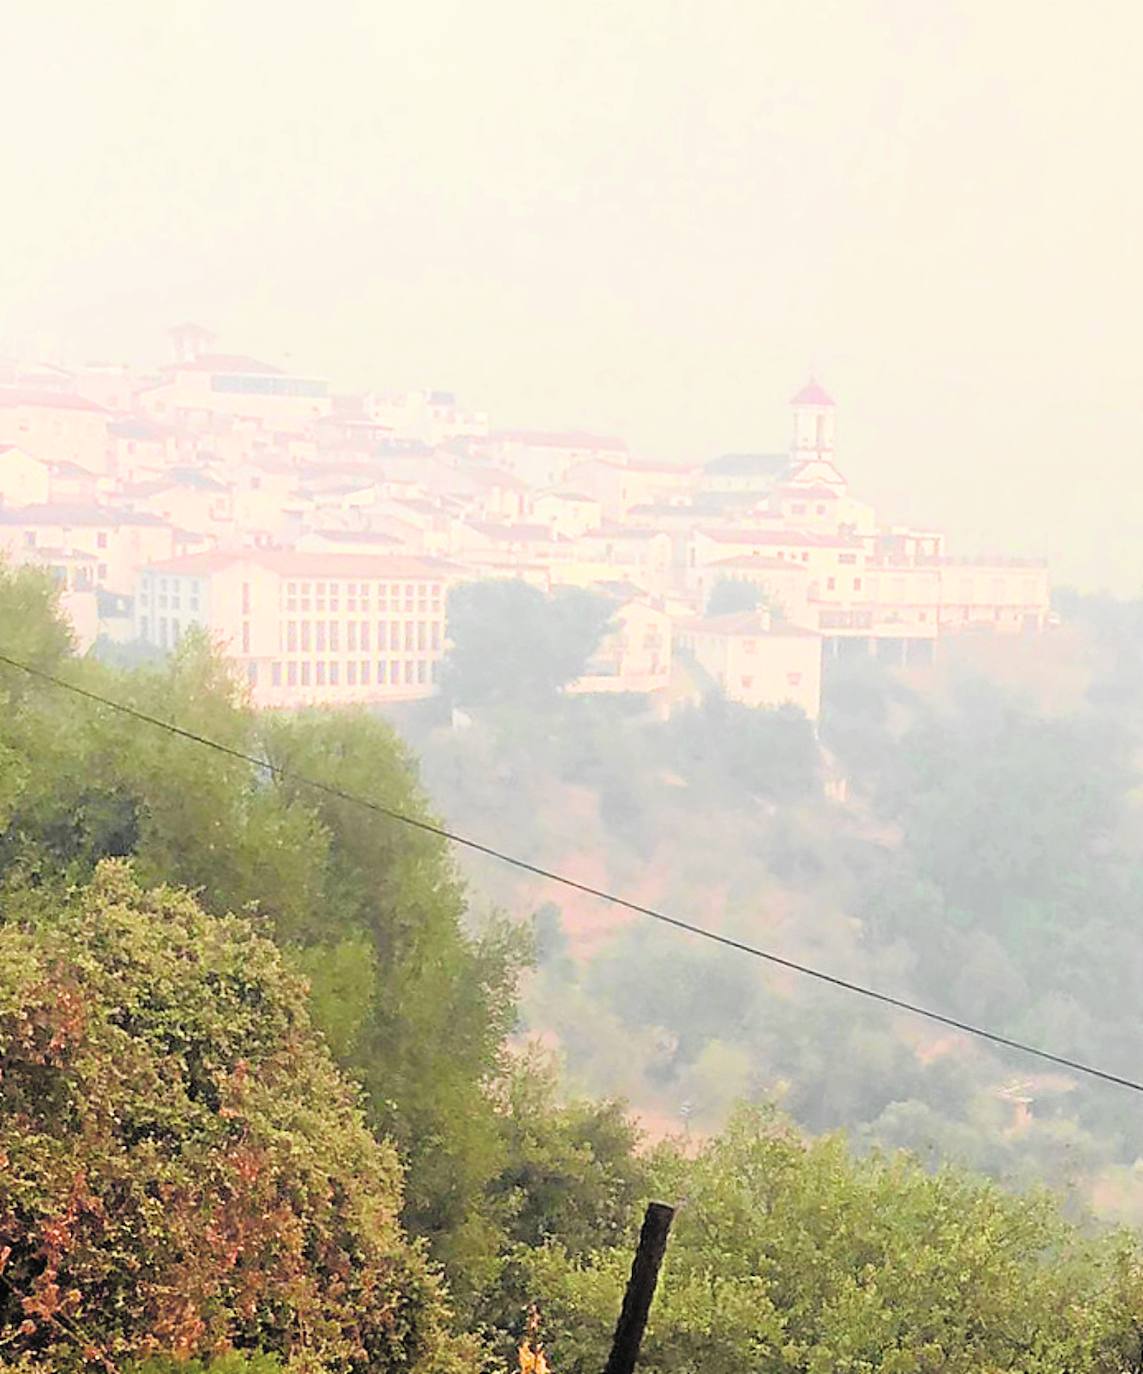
[2,648,1142,1096]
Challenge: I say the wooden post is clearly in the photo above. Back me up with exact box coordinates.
[602,1201,676,1374]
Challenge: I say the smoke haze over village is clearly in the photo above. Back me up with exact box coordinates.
[3,0,1142,590]
[12,7,1143,1368]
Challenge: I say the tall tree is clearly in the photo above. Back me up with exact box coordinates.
[443,581,614,707]
[0,570,527,1289]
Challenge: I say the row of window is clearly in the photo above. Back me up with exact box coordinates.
[282,620,442,653]
[283,581,441,614]
[266,659,440,689]
[144,592,200,612]
[148,576,202,593]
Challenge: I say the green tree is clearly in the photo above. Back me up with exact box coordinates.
[521,1105,1143,1374]
[0,862,471,1373]
[669,696,820,803]
[443,581,614,707]
[705,579,761,617]
[474,1051,649,1361]
[0,573,526,1293]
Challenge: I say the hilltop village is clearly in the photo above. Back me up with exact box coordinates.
[0,325,1050,719]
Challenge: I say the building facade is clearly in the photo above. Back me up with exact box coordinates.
[136,551,456,708]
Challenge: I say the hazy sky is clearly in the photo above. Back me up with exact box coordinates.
[2,1,1141,589]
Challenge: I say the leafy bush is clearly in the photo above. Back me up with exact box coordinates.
[0,862,470,1372]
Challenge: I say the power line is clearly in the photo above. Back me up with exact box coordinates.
[2,648,1142,1096]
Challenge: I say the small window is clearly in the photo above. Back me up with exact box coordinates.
[361,661,371,684]
[316,662,326,685]
[853,578,862,591]
[271,662,282,686]
[347,662,357,685]
[300,663,311,686]
[827,577,836,591]
[741,675,754,688]
[97,532,108,549]
[330,662,340,685]
[787,672,802,686]
[287,663,297,686]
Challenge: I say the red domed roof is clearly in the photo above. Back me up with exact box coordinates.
[790,378,835,407]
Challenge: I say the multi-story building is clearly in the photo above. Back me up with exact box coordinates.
[479,431,628,489]
[676,609,823,719]
[0,391,111,474]
[137,354,332,427]
[0,503,179,596]
[134,550,456,708]
[0,330,1056,712]
[568,590,673,698]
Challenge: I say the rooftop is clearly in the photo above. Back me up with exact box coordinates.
[165,354,285,377]
[467,521,565,543]
[0,503,169,528]
[790,378,835,407]
[0,389,108,414]
[303,530,404,547]
[703,452,789,478]
[489,429,628,451]
[699,527,859,548]
[143,549,460,580]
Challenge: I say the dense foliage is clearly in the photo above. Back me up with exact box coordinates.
[523,1106,1143,1373]
[705,579,761,617]
[0,862,467,1372]
[406,604,1143,1217]
[0,566,525,1290]
[7,564,1143,1370]
[443,581,614,707]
